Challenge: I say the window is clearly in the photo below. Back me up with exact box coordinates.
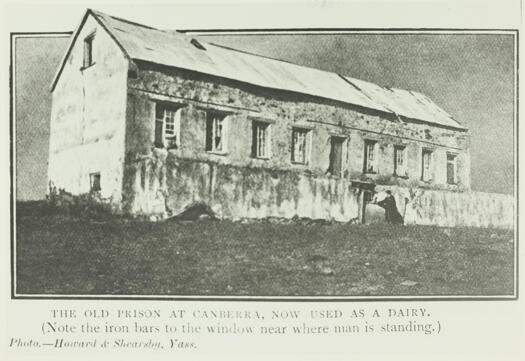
[83,33,95,68]
[291,128,310,164]
[190,38,206,51]
[363,140,377,173]
[252,121,270,158]
[155,104,182,149]
[90,173,101,192]
[206,112,227,153]
[447,153,458,184]
[394,145,407,177]
[328,136,345,177]
[421,149,433,182]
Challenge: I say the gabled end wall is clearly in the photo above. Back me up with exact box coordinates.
[47,14,129,209]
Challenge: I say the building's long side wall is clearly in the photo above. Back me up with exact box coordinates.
[48,16,128,208]
[123,65,471,219]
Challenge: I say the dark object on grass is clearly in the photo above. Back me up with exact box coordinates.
[172,203,217,221]
[376,191,404,224]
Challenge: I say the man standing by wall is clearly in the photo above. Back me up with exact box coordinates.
[375,190,404,224]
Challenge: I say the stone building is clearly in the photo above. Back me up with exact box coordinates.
[48,9,492,225]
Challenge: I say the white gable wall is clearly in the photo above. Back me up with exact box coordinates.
[48,15,129,208]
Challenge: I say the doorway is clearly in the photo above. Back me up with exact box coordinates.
[351,181,376,223]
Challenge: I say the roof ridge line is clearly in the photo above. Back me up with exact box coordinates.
[90,9,166,32]
[208,42,305,67]
[207,41,355,79]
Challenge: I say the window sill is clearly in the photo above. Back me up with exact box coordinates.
[153,145,179,150]
[291,161,309,166]
[80,63,96,71]
[394,174,409,179]
[363,171,377,175]
[207,150,228,156]
[253,156,270,160]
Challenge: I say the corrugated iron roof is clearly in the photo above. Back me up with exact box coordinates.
[342,77,463,129]
[92,10,385,113]
[58,10,467,130]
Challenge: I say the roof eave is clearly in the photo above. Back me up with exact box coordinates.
[399,115,468,132]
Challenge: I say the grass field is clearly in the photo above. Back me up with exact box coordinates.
[15,202,515,297]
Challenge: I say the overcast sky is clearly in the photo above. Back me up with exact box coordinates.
[14,12,515,199]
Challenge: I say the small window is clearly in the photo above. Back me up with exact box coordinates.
[447,153,458,184]
[291,128,310,164]
[190,38,206,51]
[421,149,433,182]
[83,33,95,68]
[394,145,407,177]
[328,136,345,177]
[252,121,270,158]
[206,112,227,153]
[154,104,182,149]
[90,173,101,192]
[363,140,377,173]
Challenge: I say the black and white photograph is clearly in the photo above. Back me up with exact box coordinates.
[3,2,525,361]
[11,7,516,300]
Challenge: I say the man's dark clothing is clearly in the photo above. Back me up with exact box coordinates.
[376,194,404,224]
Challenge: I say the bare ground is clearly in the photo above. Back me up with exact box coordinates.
[15,202,515,297]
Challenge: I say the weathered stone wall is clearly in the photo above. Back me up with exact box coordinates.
[126,63,471,192]
[124,149,512,229]
[371,186,514,229]
[125,149,361,222]
[48,15,128,208]
[121,63,474,221]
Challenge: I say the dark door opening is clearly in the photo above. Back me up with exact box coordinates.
[351,181,376,224]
